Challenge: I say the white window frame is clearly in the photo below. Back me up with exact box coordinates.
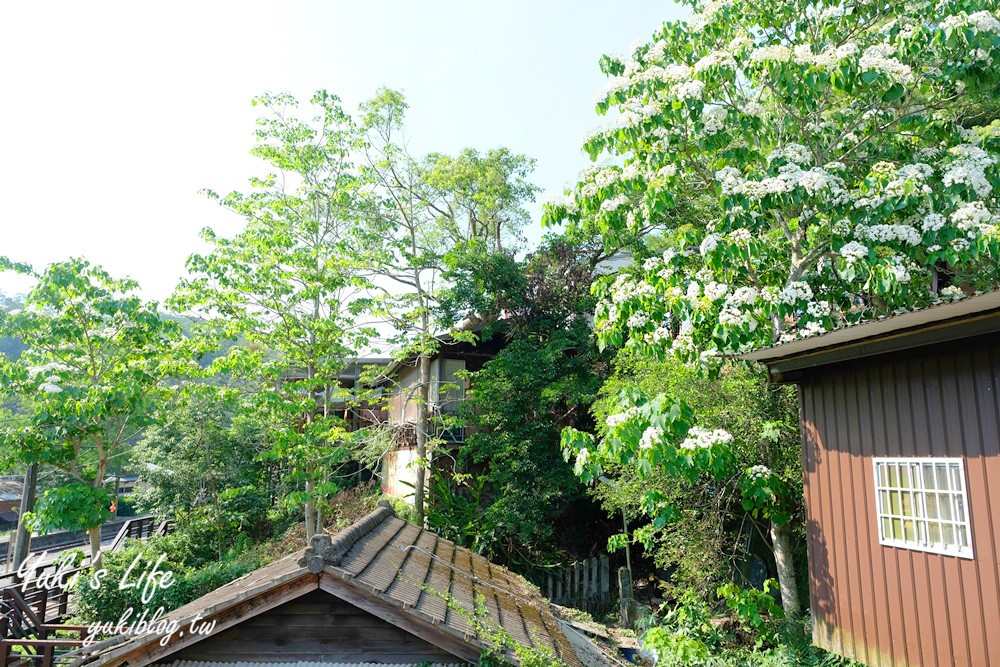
[872,457,973,559]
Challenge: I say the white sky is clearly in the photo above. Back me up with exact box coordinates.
[0,1,685,301]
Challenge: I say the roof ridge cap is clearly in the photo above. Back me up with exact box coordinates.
[299,500,396,572]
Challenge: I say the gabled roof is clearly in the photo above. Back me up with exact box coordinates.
[740,290,1000,380]
[70,502,589,667]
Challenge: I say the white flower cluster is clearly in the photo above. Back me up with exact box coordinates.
[687,0,732,32]
[839,240,869,263]
[726,286,759,308]
[854,222,921,246]
[701,106,728,135]
[639,426,664,450]
[943,144,996,198]
[627,311,650,328]
[728,228,752,245]
[694,50,737,73]
[779,281,814,304]
[801,321,827,337]
[611,274,656,304]
[806,300,831,318]
[704,281,729,301]
[940,11,1000,33]
[601,194,629,213]
[792,42,858,69]
[27,361,72,377]
[700,233,721,256]
[749,44,792,63]
[920,212,946,232]
[574,447,589,475]
[940,285,967,299]
[674,79,706,101]
[716,163,848,204]
[858,44,913,84]
[680,427,734,450]
[768,143,812,165]
[951,201,996,236]
[39,382,63,394]
[606,406,640,429]
[746,464,771,481]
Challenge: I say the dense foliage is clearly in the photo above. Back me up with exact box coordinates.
[427,240,610,566]
[590,351,801,599]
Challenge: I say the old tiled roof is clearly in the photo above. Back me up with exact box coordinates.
[302,502,583,666]
[70,502,588,667]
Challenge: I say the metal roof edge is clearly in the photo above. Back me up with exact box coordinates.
[740,291,1000,370]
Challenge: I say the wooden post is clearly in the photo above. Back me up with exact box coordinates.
[11,464,37,574]
[589,558,598,610]
[618,566,634,629]
[599,555,610,612]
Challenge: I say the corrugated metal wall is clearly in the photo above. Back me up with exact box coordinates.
[801,333,1000,666]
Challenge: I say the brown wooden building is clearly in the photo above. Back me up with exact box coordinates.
[72,501,605,666]
[743,291,1000,667]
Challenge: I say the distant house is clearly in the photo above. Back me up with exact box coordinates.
[743,291,1000,667]
[102,474,141,496]
[74,501,606,666]
[378,329,506,498]
[0,477,21,527]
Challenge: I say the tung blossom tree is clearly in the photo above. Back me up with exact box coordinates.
[551,0,1000,618]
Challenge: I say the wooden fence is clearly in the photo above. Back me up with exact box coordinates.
[541,555,612,614]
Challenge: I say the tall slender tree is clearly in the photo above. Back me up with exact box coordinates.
[354,89,538,524]
[172,91,374,540]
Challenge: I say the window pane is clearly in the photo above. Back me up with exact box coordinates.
[942,522,956,546]
[939,494,954,522]
[879,463,888,486]
[955,495,967,523]
[892,518,904,540]
[889,491,902,515]
[928,521,942,545]
[882,517,892,539]
[900,464,914,489]
[904,519,917,542]
[925,493,940,520]
[937,465,950,490]
[923,465,937,490]
[888,464,899,487]
[880,490,891,514]
[900,491,914,517]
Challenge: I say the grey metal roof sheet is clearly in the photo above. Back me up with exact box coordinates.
[740,290,1000,365]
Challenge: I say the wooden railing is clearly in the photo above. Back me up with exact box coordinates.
[0,589,88,667]
[541,555,613,614]
[0,516,173,665]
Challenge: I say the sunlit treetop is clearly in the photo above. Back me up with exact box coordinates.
[544,0,1000,367]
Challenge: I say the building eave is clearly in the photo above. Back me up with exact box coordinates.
[739,291,1000,381]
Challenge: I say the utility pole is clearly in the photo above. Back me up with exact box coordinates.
[11,463,37,574]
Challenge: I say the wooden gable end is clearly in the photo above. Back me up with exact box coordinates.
[165,589,467,664]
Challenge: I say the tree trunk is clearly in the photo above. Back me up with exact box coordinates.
[88,526,103,568]
[11,463,37,573]
[414,353,431,526]
[771,520,801,619]
[305,479,316,541]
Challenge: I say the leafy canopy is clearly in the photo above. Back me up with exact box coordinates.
[545,0,1000,363]
[0,258,179,534]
